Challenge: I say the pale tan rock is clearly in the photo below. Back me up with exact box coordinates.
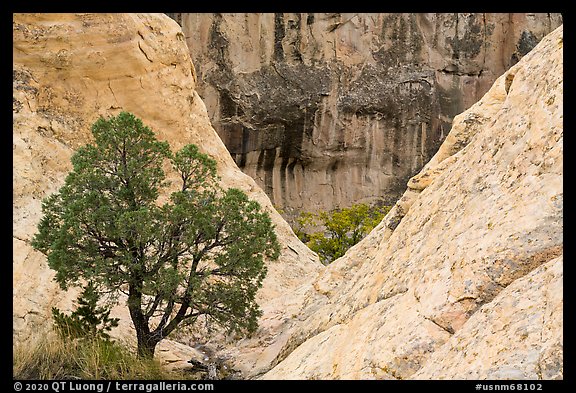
[413,256,563,380]
[13,13,321,363]
[260,25,563,380]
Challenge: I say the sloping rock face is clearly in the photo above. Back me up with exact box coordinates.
[256,25,563,380]
[13,13,321,364]
[174,13,562,222]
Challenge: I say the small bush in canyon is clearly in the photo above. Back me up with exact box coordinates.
[295,203,391,265]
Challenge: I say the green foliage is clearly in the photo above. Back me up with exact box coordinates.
[52,282,119,341]
[296,203,391,265]
[32,111,280,358]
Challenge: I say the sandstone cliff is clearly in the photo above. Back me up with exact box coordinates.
[13,13,321,366]
[254,24,562,379]
[173,13,562,223]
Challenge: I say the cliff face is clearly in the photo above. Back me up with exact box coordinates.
[13,13,321,364]
[175,13,562,221]
[257,25,563,379]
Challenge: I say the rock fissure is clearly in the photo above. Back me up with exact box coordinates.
[137,40,154,63]
[437,68,484,77]
[107,80,119,106]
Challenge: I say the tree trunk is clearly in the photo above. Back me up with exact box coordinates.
[136,332,159,359]
[127,282,159,359]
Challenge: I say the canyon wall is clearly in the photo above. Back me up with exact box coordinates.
[174,13,562,222]
[13,13,321,365]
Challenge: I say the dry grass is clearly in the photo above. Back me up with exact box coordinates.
[13,336,194,380]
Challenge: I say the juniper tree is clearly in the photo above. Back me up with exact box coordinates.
[52,281,119,341]
[32,112,280,358]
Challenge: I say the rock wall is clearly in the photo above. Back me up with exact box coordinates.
[175,13,562,222]
[253,25,563,380]
[13,13,321,365]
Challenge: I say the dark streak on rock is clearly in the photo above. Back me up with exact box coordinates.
[273,13,285,62]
